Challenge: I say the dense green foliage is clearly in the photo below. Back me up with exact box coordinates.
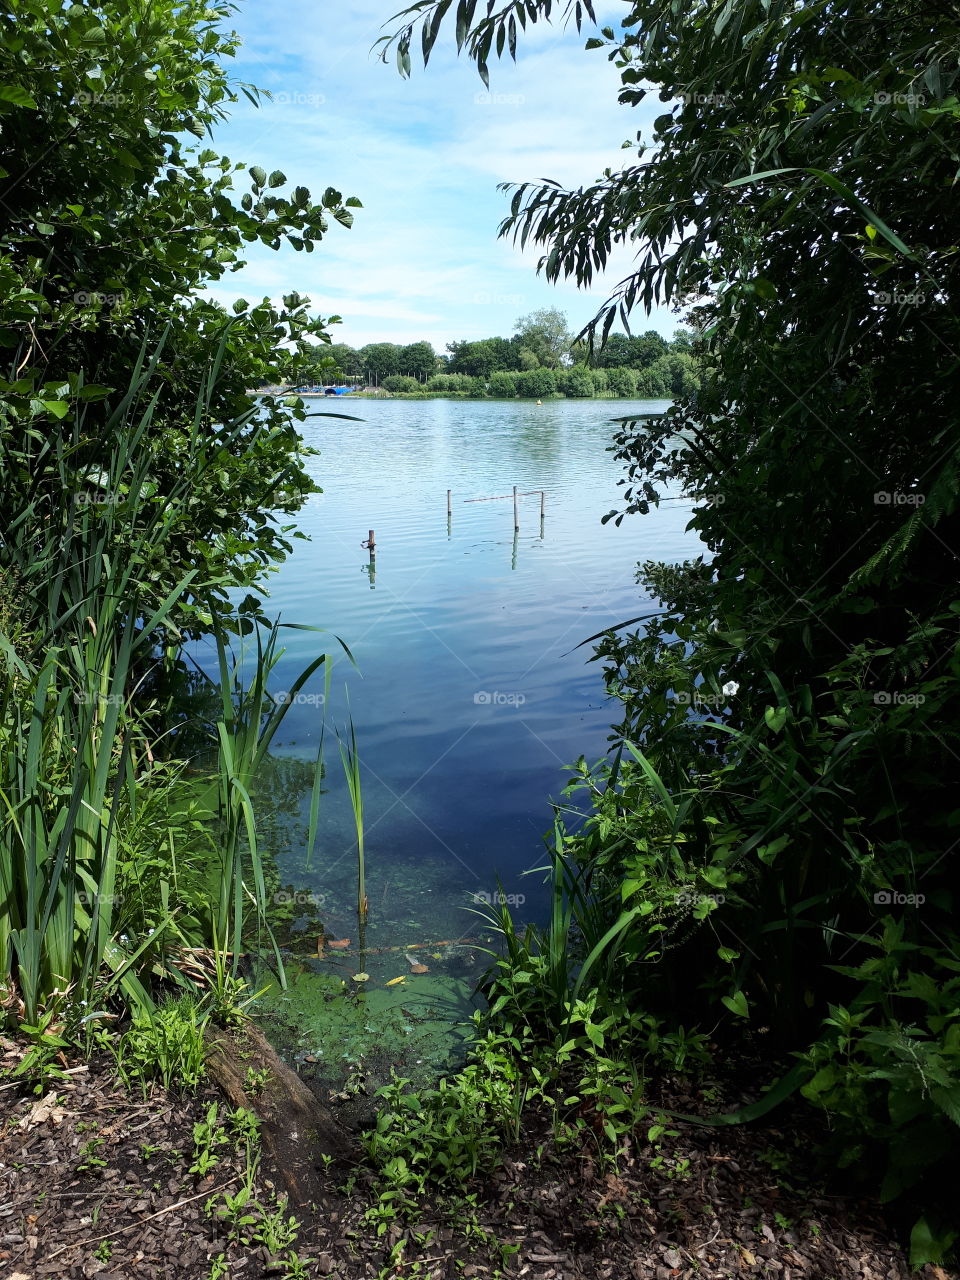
[0,1,350,1032]
[382,0,960,1260]
[0,0,360,635]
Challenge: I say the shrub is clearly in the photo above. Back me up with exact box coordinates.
[517,368,557,398]
[425,372,480,393]
[382,375,420,393]
[563,366,594,398]
[488,371,518,397]
[606,366,637,397]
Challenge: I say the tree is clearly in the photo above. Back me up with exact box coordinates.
[446,338,497,377]
[594,333,634,368]
[399,340,437,379]
[359,343,401,382]
[0,0,361,634]
[513,307,571,368]
[447,336,517,376]
[564,366,593,397]
[627,331,669,369]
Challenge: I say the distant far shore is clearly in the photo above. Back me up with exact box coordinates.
[252,387,668,403]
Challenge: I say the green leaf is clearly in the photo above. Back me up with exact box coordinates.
[721,989,749,1018]
[41,400,71,419]
[909,1216,957,1267]
[0,85,38,108]
[249,165,267,187]
[764,705,788,732]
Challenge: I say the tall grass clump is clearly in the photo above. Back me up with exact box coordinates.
[0,333,341,1026]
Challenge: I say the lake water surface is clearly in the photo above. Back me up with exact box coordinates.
[195,397,702,1090]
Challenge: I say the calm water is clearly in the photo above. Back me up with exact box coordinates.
[194,398,702,1086]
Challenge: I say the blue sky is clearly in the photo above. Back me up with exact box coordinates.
[205,0,680,352]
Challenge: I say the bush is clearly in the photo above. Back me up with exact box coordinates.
[382,375,420,393]
[517,368,557,398]
[634,362,671,396]
[487,371,518,397]
[589,367,609,395]
[606,366,637,397]
[425,372,480,394]
[562,366,594,398]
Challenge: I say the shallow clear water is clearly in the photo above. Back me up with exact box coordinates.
[194,397,702,1088]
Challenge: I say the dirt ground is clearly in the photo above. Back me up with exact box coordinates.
[0,1032,955,1280]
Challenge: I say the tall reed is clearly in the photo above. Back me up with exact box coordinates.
[337,713,367,928]
[0,329,342,1022]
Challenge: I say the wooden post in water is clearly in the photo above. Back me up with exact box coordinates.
[367,529,375,551]
[513,485,519,531]
[540,490,546,518]
[447,489,452,517]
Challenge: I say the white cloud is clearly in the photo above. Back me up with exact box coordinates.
[205,1,680,347]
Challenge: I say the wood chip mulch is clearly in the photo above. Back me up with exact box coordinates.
[0,1035,956,1280]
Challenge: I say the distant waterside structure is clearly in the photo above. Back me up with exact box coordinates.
[253,383,361,397]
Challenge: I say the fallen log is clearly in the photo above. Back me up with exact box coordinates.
[204,1021,356,1208]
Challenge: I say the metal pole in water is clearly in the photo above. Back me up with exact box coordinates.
[513,485,519,531]
[540,490,546,518]
[447,489,452,517]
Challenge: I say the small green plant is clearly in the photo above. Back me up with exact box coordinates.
[12,1012,71,1094]
[112,996,208,1093]
[77,1137,108,1172]
[205,1251,229,1279]
[190,1101,228,1177]
[244,1065,271,1094]
[93,1241,113,1262]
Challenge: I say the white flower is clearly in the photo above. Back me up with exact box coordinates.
[722,680,739,697]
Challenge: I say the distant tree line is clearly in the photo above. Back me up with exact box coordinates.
[297,308,700,398]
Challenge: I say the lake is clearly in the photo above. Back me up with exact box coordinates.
[194,396,702,1094]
